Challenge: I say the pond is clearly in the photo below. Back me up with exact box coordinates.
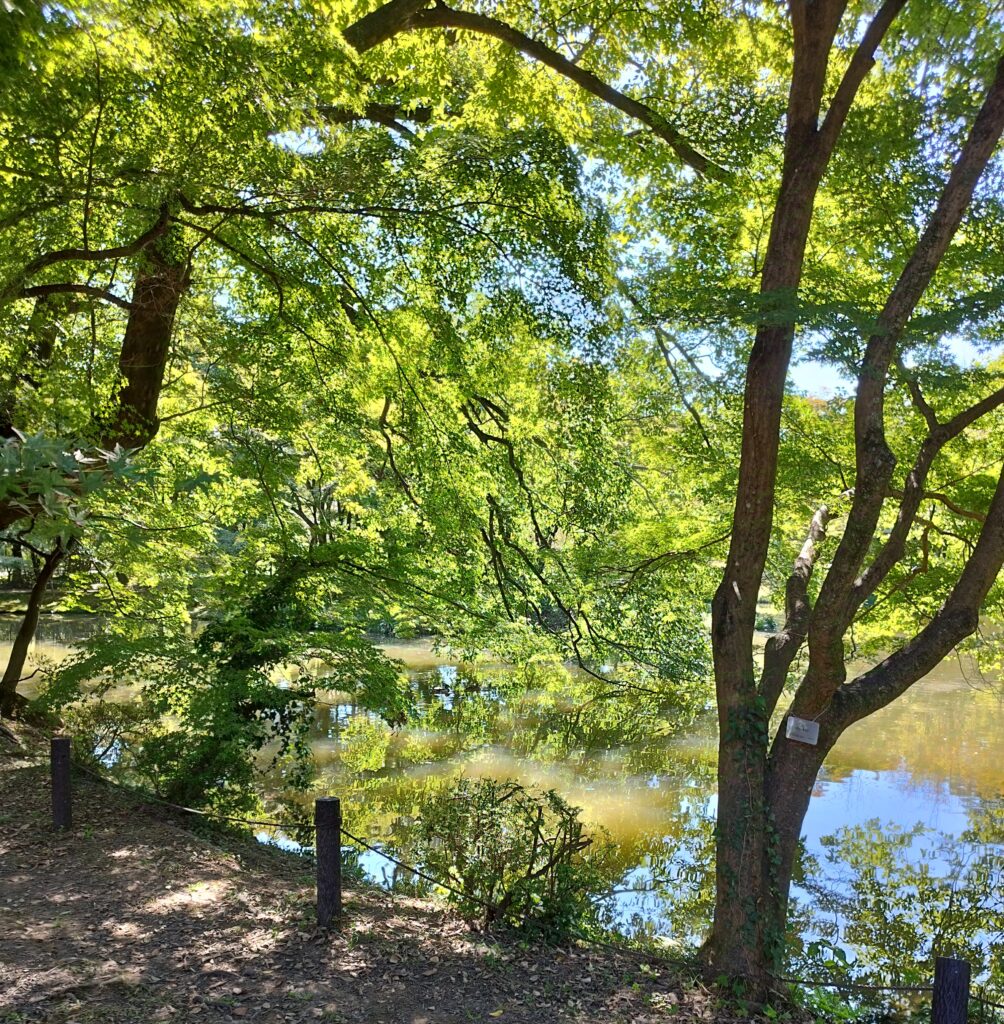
[284,646,1004,970]
[5,617,1004,990]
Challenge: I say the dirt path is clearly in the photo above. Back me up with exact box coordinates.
[0,742,801,1024]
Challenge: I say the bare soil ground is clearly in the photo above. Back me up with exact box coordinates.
[0,734,805,1024]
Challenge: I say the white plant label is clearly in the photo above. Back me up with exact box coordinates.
[785,715,820,746]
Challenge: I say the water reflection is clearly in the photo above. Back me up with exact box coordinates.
[283,653,1004,997]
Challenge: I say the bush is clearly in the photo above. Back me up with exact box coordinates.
[406,777,613,940]
[59,698,152,769]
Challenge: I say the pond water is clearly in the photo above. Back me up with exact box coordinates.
[5,616,1004,984]
[289,650,1004,959]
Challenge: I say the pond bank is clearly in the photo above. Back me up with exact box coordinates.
[0,730,814,1024]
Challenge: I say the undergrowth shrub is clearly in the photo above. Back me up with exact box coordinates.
[406,777,614,940]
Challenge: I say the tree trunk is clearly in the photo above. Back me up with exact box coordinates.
[0,224,190,714]
[709,433,1004,992]
[705,695,773,986]
[0,545,63,718]
[704,0,844,980]
[703,4,1002,994]
[100,236,190,449]
[762,726,832,946]
[706,752,826,988]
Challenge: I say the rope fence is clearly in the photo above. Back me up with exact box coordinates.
[46,735,1004,1023]
[973,993,1004,1018]
[776,975,933,994]
[772,973,1004,1019]
[63,739,493,911]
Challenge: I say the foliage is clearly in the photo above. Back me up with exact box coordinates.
[5,0,1004,990]
[40,609,409,812]
[339,714,393,774]
[0,434,138,547]
[402,777,615,940]
[58,696,152,771]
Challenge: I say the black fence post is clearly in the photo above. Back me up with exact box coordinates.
[50,735,72,830]
[932,957,970,1024]
[315,797,342,928]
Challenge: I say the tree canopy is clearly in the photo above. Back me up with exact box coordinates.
[3,0,1004,997]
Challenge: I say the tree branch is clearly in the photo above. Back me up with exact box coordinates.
[886,489,986,524]
[849,382,1004,611]
[342,0,725,178]
[618,281,714,449]
[758,503,831,713]
[810,54,1004,658]
[342,0,431,52]
[14,283,133,311]
[319,101,433,137]
[894,353,939,433]
[826,460,1004,732]
[0,205,171,301]
[816,0,907,158]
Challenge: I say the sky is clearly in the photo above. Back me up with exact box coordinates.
[791,336,1004,399]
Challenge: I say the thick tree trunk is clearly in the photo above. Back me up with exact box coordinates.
[100,237,190,449]
[705,0,851,985]
[762,725,831,943]
[0,545,63,717]
[707,735,830,985]
[706,697,773,984]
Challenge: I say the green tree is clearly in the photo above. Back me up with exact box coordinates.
[8,0,1004,997]
[0,0,631,712]
[337,0,1004,991]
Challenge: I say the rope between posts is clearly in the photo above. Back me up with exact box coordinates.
[775,974,932,994]
[70,757,492,908]
[72,759,309,830]
[53,755,1004,1008]
[775,976,1004,1014]
[973,992,1004,1013]
[337,822,493,909]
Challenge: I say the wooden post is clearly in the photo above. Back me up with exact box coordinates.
[50,735,71,830]
[315,797,342,928]
[932,956,970,1024]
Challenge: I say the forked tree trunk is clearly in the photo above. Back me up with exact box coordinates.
[705,7,1004,995]
[705,0,863,985]
[710,383,1004,993]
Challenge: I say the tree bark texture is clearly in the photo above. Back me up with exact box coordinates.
[100,234,190,450]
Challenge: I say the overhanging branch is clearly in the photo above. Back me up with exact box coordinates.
[14,283,133,311]
[319,101,433,137]
[342,0,726,179]
[0,205,171,302]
